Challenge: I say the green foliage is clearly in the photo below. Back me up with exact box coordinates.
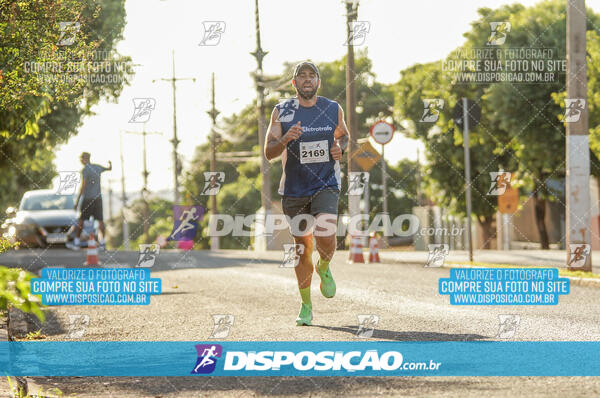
[0,0,131,213]
[556,30,600,178]
[0,238,44,321]
[107,197,174,249]
[393,0,600,247]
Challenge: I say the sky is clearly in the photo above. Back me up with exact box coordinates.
[53,0,600,196]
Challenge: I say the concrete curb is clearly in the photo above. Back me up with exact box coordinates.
[379,257,600,287]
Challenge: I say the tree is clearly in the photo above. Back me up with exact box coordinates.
[107,197,173,249]
[392,60,511,248]
[393,0,600,249]
[0,0,132,213]
[482,0,600,248]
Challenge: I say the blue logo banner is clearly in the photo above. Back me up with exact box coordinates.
[2,341,600,376]
[31,268,161,305]
[439,268,569,305]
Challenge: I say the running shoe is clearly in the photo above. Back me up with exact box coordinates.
[296,303,313,326]
[316,260,336,298]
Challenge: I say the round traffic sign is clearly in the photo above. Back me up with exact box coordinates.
[369,120,394,145]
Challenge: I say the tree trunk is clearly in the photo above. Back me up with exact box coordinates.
[478,216,496,249]
[533,191,550,249]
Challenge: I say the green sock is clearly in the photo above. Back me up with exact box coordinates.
[299,286,311,305]
[317,258,331,274]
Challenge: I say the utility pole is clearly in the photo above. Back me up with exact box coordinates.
[207,72,220,251]
[416,148,422,206]
[462,97,473,262]
[124,124,162,244]
[153,50,195,205]
[251,0,272,251]
[381,145,388,247]
[345,0,360,222]
[566,0,591,271]
[119,132,130,250]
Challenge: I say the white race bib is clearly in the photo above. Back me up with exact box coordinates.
[300,140,329,164]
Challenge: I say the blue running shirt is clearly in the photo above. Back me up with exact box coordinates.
[276,96,341,197]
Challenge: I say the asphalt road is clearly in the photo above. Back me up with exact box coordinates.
[2,248,600,397]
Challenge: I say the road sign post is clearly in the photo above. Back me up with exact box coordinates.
[453,99,481,262]
[370,121,394,247]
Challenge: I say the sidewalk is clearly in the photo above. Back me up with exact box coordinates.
[380,249,600,271]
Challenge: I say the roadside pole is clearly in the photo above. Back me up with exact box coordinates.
[566,0,592,271]
[462,97,473,262]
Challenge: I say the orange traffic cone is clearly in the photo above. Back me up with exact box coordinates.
[368,233,380,263]
[85,232,100,266]
[348,235,365,263]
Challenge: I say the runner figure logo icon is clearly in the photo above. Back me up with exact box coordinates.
[346,21,371,46]
[129,98,156,123]
[199,21,226,46]
[356,314,379,338]
[496,314,520,339]
[56,171,81,195]
[347,172,369,196]
[168,205,204,241]
[487,22,511,45]
[67,314,90,339]
[277,99,299,123]
[281,244,304,268]
[564,99,586,122]
[201,172,225,195]
[57,22,80,46]
[568,244,590,268]
[426,244,449,268]
[137,244,160,267]
[209,315,234,339]
[191,344,223,374]
[487,172,512,196]
[420,99,444,122]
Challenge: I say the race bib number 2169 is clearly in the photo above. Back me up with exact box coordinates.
[300,140,329,164]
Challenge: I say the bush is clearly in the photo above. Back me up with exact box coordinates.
[0,238,44,321]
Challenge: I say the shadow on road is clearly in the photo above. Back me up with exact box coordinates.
[0,249,280,273]
[28,376,491,397]
[312,324,488,341]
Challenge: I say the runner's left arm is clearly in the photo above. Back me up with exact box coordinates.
[331,105,350,160]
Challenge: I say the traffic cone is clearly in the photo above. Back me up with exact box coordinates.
[348,235,365,263]
[368,233,380,263]
[85,232,100,266]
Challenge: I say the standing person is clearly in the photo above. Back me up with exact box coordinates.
[68,152,112,250]
[264,61,350,326]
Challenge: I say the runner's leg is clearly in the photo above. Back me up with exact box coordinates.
[311,189,339,298]
[293,233,314,326]
[282,195,315,325]
[314,213,337,298]
[293,233,314,290]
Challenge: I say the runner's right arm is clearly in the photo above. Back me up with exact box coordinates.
[264,107,302,161]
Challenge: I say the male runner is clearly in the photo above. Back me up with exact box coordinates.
[69,152,111,250]
[264,61,350,326]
